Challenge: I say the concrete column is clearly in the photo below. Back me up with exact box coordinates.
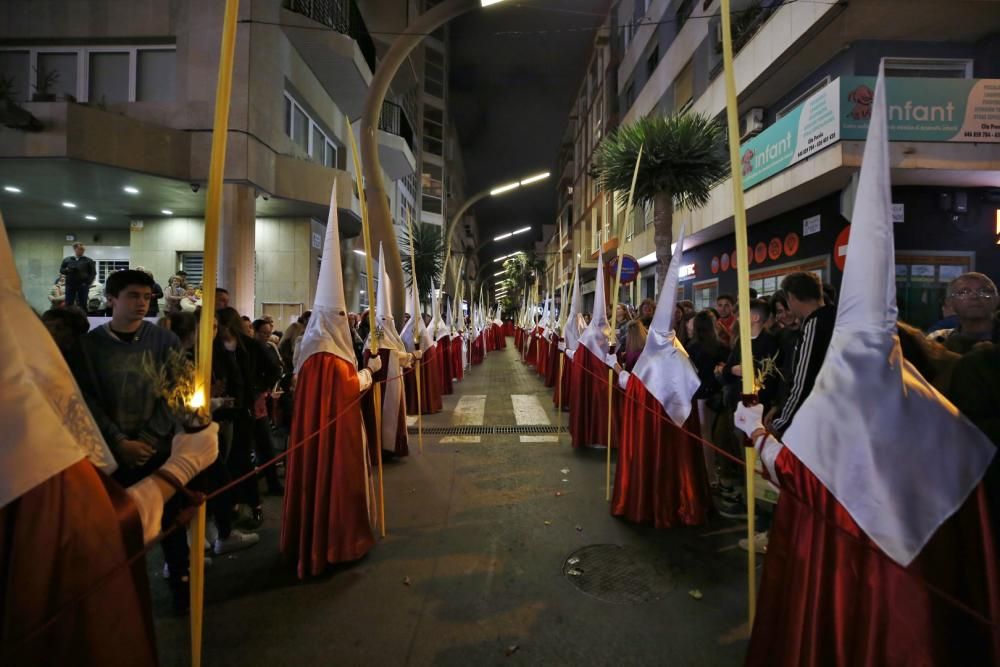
[218,183,256,317]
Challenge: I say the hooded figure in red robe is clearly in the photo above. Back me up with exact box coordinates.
[0,216,219,664]
[734,68,999,666]
[555,266,585,412]
[569,255,619,449]
[281,188,381,579]
[401,272,441,415]
[429,284,453,395]
[612,225,710,527]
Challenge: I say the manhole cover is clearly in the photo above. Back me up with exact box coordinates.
[562,544,675,604]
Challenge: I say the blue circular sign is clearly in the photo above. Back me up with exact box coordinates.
[609,254,640,285]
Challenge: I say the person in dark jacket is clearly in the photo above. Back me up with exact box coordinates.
[60,242,96,310]
[685,310,729,488]
[251,318,284,495]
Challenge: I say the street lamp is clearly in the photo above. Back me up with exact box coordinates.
[492,225,532,242]
[442,171,550,289]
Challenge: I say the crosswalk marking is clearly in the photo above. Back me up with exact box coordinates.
[441,394,486,443]
[511,394,559,443]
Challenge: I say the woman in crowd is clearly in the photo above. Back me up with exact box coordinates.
[685,310,730,489]
[622,319,647,372]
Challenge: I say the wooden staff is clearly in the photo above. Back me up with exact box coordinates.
[189,2,238,664]
[720,0,758,625]
[405,209,423,454]
[346,118,386,538]
[606,148,644,501]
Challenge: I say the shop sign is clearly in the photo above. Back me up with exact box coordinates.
[834,226,850,271]
[803,214,822,236]
[755,242,767,264]
[711,256,720,274]
[841,77,1000,143]
[679,263,697,281]
[768,238,782,260]
[721,253,731,272]
[892,203,904,223]
[740,79,840,190]
[784,232,800,257]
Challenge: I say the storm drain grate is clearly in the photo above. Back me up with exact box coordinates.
[563,544,675,605]
[406,425,561,435]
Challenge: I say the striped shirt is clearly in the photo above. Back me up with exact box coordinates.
[771,304,837,437]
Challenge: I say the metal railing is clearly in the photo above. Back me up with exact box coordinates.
[286,0,377,73]
[378,100,415,151]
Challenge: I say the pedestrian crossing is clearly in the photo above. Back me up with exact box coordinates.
[440,394,487,443]
[511,394,559,443]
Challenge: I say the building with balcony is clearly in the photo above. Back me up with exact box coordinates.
[547,0,1000,329]
[0,0,457,324]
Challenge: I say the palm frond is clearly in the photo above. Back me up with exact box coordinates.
[592,112,730,211]
[399,222,444,301]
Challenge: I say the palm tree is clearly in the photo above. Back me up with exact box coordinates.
[501,251,547,306]
[399,222,444,308]
[593,113,729,289]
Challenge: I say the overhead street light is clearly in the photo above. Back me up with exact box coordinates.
[493,270,505,277]
[489,182,520,196]
[492,225,532,242]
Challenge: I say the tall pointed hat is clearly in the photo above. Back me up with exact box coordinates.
[0,212,117,508]
[631,224,701,426]
[368,243,406,352]
[296,186,357,373]
[430,282,448,341]
[579,253,613,362]
[563,263,586,354]
[782,65,995,566]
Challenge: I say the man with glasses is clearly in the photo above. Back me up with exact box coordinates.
[930,272,999,354]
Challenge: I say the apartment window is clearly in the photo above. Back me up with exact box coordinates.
[883,58,972,79]
[646,46,659,78]
[283,92,339,166]
[674,58,694,112]
[422,161,443,215]
[88,52,129,104]
[676,0,695,30]
[624,82,636,110]
[425,47,445,99]
[136,49,176,102]
[423,104,444,156]
[0,45,175,103]
[776,76,830,119]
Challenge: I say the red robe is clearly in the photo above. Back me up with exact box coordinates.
[498,325,507,349]
[437,336,453,395]
[544,335,562,388]
[748,447,1000,666]
[450,335,464,383]
[504,320,515,337]
[536,336,550,377]
[525,331,538,365]
[404,346,443,415]
[552,349,572,412]
[281,353,375,578]
[471,333,485,365]
[1,459,157,665]
[568,345,620,449]
[513,327,522,351]
[612,376,711,528]
[361,348,408,461]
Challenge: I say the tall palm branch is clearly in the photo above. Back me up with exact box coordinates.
[593,112,729,288]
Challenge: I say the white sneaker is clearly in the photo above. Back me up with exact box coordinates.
[213,529,260,555]
[738,531,768,554]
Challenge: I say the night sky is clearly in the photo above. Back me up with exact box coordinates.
[449,1,611,265]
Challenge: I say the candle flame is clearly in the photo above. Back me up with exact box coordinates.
[189,387,206,409]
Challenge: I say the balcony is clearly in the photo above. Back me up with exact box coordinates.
[375,100,416,181]
[282,0,377,118]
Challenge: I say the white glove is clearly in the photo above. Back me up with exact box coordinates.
[618,370,631,390]
[159,423,220,487]
[557,341,566,351]
[367,355,383,373]
[604,353,618,368]
[734,403,765,438]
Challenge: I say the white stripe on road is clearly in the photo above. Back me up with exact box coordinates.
[511,394,559,442]
[441,394,486,443]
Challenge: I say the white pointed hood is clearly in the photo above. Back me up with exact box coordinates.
[296,187,357,373]
[631,225,701,426]
[430,283,448,341]
[563,264,587,353]
[367,243,406,352]
[782,66,995,566]
[0,213,117,508]
[579,254,612,362]
[400,276,433,352]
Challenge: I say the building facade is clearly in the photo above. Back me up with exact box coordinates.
[0,0,475,323]
[546,0,1000,329]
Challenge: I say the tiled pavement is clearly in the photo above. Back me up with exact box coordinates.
[153,342,750,666]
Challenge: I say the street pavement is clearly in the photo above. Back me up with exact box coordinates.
[153,341,751,666]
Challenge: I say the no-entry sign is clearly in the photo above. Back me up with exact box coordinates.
[834,225,851,271]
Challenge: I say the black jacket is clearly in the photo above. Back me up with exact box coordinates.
[722,330,781,410]
[60,254,96,286]
[771,304,837,436]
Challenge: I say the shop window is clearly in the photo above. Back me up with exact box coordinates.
[894,252,974,330]
[693,279,718,311]
[749,255,829,299]
[88,52,129,104]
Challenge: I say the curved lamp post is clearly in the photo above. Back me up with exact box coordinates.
[361,0,513,321]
